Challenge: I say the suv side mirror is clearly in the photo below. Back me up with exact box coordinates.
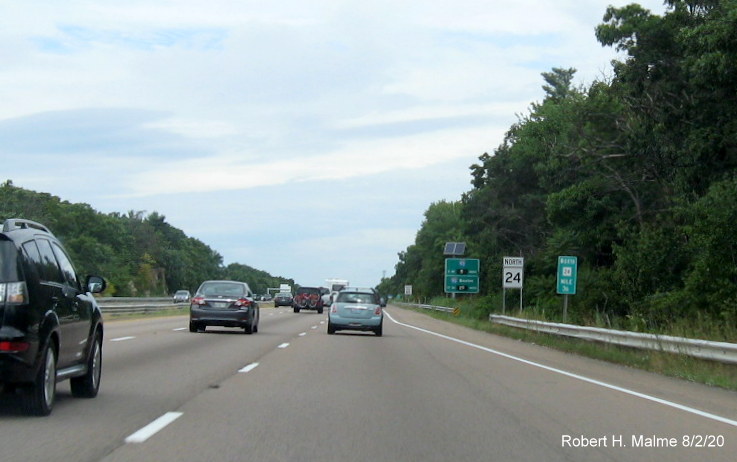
[86,276,106,294]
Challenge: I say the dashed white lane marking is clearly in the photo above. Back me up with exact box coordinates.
[125,412,183,444]
[383,310,737,429]
[310,326,317,329]
[110,336,136,342]
[239,362,259,373]
[278,343,290,349]
[173,327,187,331]
[299,332,307,337]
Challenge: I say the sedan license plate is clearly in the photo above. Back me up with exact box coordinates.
[212,301,229,309]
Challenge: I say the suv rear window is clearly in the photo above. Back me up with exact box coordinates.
[296,287,321,295]
[0,239,21,282]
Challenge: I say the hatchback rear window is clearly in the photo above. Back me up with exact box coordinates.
[0,240,21,282]
[336,292,376,304]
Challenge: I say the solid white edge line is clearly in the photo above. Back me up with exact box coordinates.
[125,412,183,444]
[383,310,737,428]
[239,362,259,373]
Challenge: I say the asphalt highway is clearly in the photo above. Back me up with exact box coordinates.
[1,305,736,461]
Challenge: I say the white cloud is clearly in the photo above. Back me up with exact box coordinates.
[0,0,669,286]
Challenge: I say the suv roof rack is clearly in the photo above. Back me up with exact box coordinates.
[2,218,53,235]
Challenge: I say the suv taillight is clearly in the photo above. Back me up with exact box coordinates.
[0,341,30,352]
[191,296,206,306]
[0,282,28,305]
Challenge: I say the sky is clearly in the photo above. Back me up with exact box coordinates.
[0,0,668,289]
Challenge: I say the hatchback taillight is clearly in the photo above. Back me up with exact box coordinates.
[374,306,382,316]
[191,296,206,306]
[331,304,337,313]
[0,282,27,305]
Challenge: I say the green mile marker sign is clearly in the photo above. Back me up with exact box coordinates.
[556,256,578,295]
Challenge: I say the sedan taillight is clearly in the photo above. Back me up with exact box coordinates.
[235,298,252,307]
[191,296,206,306]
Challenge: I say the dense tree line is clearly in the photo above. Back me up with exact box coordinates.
[0,181,294,296]
[379,0,737,330]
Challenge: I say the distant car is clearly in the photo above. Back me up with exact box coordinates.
[292,286,325,314]
[273,292,293,307]
[189,280,259,334]
[0,218,107,415]
[173,289,191,303]
[320,287,332,307]
[327,287,385,336]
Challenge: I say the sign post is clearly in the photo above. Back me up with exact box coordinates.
[502,257,524,314]
[444,258,480,295]
[556,256,578,321]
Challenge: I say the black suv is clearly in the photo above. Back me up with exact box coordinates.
[0,219,106,415]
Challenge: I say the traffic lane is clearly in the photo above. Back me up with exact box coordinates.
[384,310,737,460]
[101,314,520,462]
[101,308,737,462]
[0,307,325,462]
[385,305,737,425]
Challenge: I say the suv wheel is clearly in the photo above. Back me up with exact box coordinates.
[22,341,57,416]
[70,330,102,398]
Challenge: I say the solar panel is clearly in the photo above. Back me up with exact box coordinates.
[443,242,466,256]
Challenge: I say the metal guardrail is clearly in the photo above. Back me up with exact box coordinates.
[490,315,737,365]
[400,303,462,316]
[97,297,186,315]
[399,302,737,364]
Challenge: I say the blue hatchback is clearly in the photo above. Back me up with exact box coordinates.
[327,288,385,336]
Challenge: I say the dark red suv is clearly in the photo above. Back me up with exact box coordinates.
[292,287,325,314]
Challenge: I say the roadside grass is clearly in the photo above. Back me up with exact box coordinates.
[396,302,737,392]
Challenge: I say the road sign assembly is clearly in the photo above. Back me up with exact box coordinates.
[444,258,480,294]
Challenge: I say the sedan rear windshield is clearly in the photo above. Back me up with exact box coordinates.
[0,240,21,282]
[336,292,376,304]
[199,282,246,297]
